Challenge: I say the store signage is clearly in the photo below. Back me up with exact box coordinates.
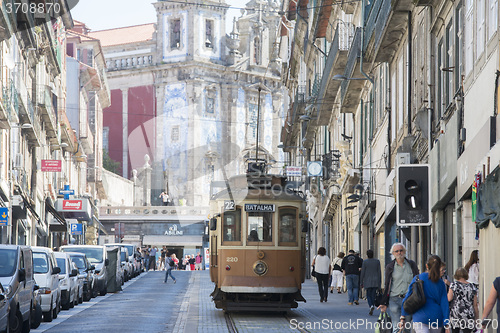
[41,160,62,172]
[0,207,8,226]
[58,185,75,199]
[286,166,302,177]
[164,224,183,236]
[63,200,83,211]
[244,204,275,212]
[204,248,210,270]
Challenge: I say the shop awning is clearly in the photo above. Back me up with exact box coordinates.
[46,198,66,225]
[142,235,203,247]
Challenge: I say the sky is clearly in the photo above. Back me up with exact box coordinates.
[70,0,250,32]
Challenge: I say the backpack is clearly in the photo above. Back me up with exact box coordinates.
[169,259,175,267]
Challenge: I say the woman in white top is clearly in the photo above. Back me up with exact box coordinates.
[465,250,479,288]
[330,252,345,293]
[312,247,331,302]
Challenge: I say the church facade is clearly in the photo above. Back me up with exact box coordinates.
[92,0,284,207]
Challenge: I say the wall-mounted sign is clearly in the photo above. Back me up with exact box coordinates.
[244,204,275,212]
[59,184,75,200]
[286,166,302,177]
[204,247,210,270]
[63,200,83,211]
[164,224,183,236]
[70,223,83,235]
[224,200,235,211]
[41,160,62,172]
[0,207,8,226]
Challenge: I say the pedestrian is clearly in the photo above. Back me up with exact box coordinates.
[195,252,202,270]
[311,247,331,302]
[447,267,478,333]
[189,254,196,271]
[184,255,191,271]
[464,250,479,289]
[341,249,363,305]
[400,255,450,333]
[160,247,166,271]
[378,243,419,333]
[144,247,151,272]
[149,246,158,271]
[360,249,381,315]
[164,254,177,284]
[481,275,500,333]
[159,190,170,206]
[330,252,344,294]
[172,254,179,269]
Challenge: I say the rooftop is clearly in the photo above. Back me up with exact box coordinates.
[88,23,156,47]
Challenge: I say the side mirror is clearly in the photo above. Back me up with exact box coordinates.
[18,268,26,282]
[105,259,109,266]
[209,217,217,231]
[70,269,78,277]
[52,267,61,275]
[301,220,309,233]
[33,284,40,291]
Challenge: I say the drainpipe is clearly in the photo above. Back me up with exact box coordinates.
[407,11,412,135]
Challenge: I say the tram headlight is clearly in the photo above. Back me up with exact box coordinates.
[252,261,268,276]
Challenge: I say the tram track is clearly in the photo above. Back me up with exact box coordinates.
[224,311,311,333]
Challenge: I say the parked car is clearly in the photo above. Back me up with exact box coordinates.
[63,252,94,302]
[0,245,35,333]
[0,283,8,333]
[32,247,61,322]
[60,246,108,296]
[104,245,124,286]
[54,252,79,310]
[106,243,139,277]
[30,284,42,329]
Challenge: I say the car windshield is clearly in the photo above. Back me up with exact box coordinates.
[70,256,87,270]
[123,246,133,257]
[0,249,17,277]
[63,247,103,264]
[33,252,49,274]
[56,258,67,274]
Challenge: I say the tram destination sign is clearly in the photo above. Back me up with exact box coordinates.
[244,204,275,212]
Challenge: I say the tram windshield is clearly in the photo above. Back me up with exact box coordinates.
[279,208,297,244]
[247,212,272,242]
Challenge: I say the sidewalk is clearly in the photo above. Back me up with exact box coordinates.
[290,277,379,332]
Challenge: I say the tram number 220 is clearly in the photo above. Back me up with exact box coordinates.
[226,257,239,262]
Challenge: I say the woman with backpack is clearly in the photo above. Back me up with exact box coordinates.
[164,254,177,284]
[330,252,345,294]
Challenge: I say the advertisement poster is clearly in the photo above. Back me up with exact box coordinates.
[204,247,210,270]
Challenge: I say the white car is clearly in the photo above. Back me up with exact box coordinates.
[54,252,80,310]
[32,247,61,322]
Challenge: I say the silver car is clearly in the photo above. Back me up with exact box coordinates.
[54,252,80,310]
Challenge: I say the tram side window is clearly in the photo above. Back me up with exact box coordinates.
[247,212,272,242]
[279,208,297,244]
[223,209,241,242]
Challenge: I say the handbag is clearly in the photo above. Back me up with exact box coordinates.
[375,312,392,333]
[311,256,317,277]
[402,275,426,314]
[375,278,392,307]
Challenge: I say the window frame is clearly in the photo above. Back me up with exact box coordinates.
[170,18,182,50]
[278,206,298,246]
[221,206,242,246]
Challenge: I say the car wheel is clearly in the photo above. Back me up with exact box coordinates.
[99,284,107,296]
[62,300,70,310]
[31,303,42,329]
[43,305,53,323]
[9,310,23,333]
[52,301,58,319]
[78,289,83,304]
[21,307,31,333]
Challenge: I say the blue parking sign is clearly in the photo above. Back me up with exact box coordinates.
[0,207,8,226]
[70,223,83,235]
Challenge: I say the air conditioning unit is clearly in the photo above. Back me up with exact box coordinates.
[13,153,23,169]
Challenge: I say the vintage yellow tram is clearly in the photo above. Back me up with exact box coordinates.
[209,165,307,311]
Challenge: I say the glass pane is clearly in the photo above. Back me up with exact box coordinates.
[279,208,297,243]
[223,208,241,242]
[0,249,17,277]
[56,258,66,274]
[33,252,49,274]
[247,212,272,242]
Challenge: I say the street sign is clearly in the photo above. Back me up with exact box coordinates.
[70,223,83,235]
[41,160,62,172]
[59,184,75,200]
[0,207,8,226]
[286,166,302,177]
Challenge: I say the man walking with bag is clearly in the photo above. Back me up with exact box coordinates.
[360,249,381,315]
[164,253,177,284]
[378,243,419,333]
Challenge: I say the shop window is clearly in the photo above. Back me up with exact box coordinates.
[223,208,241,242]
[279,207,297,245]
[247,212,272,243]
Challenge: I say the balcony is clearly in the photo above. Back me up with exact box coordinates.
[314,23,354,125]
[106,54,154,72]
[58,110,77,152]
[37,84,58,142]
[281,86,306,147]
[0,79,16,128]
[363,0,414,63]
[340,28,367,114]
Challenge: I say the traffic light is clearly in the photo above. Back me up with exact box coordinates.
[396,164,431,226]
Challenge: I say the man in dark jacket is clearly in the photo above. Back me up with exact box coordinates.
[341,249,363,305]
[378,243,419,333]
[360,249,381,315]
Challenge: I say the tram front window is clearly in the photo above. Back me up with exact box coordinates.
[223,208,241,242]
[279,208,297,244]
[247,212,272,242]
